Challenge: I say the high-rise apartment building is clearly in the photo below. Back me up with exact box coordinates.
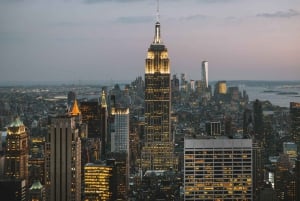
[184,136,253,201]
[290,102,300,150]
[142,18,176,171]
[46,101,82,201]
[202,61,208,89]
[4,117,29,183]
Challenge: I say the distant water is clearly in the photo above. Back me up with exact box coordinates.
[232,81,300,108]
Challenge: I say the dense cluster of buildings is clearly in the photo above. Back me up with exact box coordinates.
[0,13,300,201]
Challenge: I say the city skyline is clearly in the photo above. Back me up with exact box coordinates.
[0,0,299,83]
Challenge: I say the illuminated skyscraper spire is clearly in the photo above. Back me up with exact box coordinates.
[153,0,161,44]
[100,90,107,108]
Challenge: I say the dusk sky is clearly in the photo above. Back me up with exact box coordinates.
[0,0,299,83]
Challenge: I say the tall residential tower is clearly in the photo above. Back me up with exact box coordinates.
[142,17,176,171]
[202,61,208,89]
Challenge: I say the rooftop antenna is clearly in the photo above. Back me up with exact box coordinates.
[156,0,160,22]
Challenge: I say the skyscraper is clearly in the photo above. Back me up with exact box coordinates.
[110,107,129,153]
[4,117,29,183]
[202,61,208,89]
[184,136,253,201]
[142,16,176,171]
[290,102,300,150]
[84,162,112,201]
[46,101,82,201]
[2,117,29,201]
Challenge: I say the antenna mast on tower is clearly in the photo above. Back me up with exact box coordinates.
[156,0,160,22]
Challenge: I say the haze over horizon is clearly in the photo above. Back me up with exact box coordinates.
[0,0,299,83]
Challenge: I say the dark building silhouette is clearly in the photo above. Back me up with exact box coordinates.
[0,179,27,201]
[290,102,300,150]
[253,99,264,138]
[80,91,108,160]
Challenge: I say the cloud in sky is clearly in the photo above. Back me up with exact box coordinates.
[257,9,300,18]
[83,0,143,4]
[115,16,153,24]
[0,0,299,82]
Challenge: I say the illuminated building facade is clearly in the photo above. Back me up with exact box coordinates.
[214,81,227,96]
[142,17,176,171]
[202,61,208,89]
[184,137,253,201]
[4,117,29,184]
[46,101,82,201]
[84,162,112,201]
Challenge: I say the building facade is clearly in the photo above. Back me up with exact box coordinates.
[184,137,253,201]
[142,18,176,171]
[110,107,129,153]
[46,107,82,201]
[201,61,208,89]
[84,162,112,201]
[4,117,29,184]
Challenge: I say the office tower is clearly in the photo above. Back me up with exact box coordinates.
[142,17,176,171]
[171,74,180,104]
[109,104,130,199]
[253,99,264,137]
[290,102,300,150]
[205,121,222,136]
[184,136,253,201]
[202,61,208,89]
[296,156,300,201]
[106,156,128,201]
[110,107,129,153]
[243,106,254,135]
[214,81,227,101]
[4,117,29,184]
[84,162,112,201]
[180,73,187,91]
[29,137,46,186]
[46,101,82,201]
[0,179,27,201]
[274,154,294,201]
[80,91,107,160]
[252,141,264,201]
[283,142,297,165]
[100,91,108,158]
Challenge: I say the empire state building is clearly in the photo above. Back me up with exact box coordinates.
[142,19,177,171]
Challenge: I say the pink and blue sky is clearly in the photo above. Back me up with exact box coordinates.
[0,0,299,83]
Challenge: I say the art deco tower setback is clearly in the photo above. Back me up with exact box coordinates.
[142,16,176,171]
